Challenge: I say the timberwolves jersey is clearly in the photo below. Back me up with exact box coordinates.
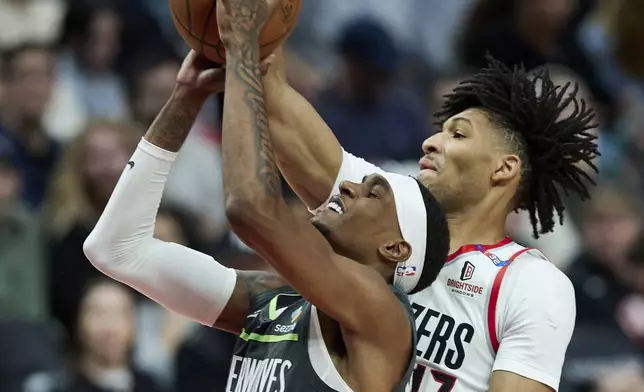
[226,286,417,392]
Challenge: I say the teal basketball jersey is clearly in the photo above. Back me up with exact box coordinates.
[225,285,416,391]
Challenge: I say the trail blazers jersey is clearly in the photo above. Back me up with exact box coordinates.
[226,285,417,392]
[322,150,577,392]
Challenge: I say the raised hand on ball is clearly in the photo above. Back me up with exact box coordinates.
[176,50,274,93]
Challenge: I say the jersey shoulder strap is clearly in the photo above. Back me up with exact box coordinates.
[251,286,298,313]
[388,285,417,392]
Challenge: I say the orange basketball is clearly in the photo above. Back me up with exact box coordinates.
[170,0,301,64]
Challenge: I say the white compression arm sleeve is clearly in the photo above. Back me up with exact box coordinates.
[84,139,237,326]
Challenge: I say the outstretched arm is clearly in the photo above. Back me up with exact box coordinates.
[84,84,285,334]
[263,49,384,210]
[218,0,409,339]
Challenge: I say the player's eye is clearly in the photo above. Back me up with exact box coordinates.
[453,130,466,139]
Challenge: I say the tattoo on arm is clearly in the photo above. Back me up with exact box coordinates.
[216,270,286,333]
[237,270,287,304]
[233,58,282,197]
[144,89,206,152]
[221,0,282,198]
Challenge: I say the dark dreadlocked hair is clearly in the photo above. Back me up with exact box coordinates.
[435,55,599,238]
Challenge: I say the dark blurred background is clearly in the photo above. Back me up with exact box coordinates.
[1,0,644,391]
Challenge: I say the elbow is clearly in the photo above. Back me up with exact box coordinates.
[225,194,278,235]
[83,229,112,272]
[83,226,134,276]
[225,196,257,232]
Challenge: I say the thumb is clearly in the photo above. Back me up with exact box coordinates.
[260,54,275,75]
[196,68,226,88]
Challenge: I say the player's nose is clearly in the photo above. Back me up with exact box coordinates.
[422,133,442,155]
[338,181,358,199]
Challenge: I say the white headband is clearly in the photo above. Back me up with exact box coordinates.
[383,173,428,294]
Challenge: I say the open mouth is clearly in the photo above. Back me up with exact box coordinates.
[326,196,345,215]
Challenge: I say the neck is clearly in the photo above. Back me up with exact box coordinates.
[3,111,40,133]
[446,194,511,254]
[79,353,126,376]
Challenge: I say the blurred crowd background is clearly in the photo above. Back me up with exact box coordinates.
[1,0,644,391]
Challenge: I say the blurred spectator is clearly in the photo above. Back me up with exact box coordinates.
[627,232,644,295]
[426,68,473,118]
[54,1,128,128]
[294,0,472,70]
[614,232,644,348]
[134,205,199,386]
[1,42,58,209]
[608,97,644,197]
[0,49,5,108]
[316,18,430,164]
[126,52,228,243]
[103,0,176,75]
[139,0,187,56]
[592,367,644,392]
[458,0,614,118]
[173,326,236,392]
[579,0,644,106]
[53,279,162,392]
[0,137,47,321]
[567,184,642,328]
[562,324,643,391]
[0,319,61,392]
[126,53,181,129]
[44,119,139,335]
[0,0,65,49]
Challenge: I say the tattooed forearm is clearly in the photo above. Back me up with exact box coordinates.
[144,88,207,152]
[234,56,282,197]
[219,20,283,200]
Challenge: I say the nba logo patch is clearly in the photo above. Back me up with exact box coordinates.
[290,306,303,323]
[460,261,475,281]
[396,265,417,276]
[483,251,508,267]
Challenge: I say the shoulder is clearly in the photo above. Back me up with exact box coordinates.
[505,249,574,297]
[132,368,164,391]
[492,250,576,390]
[388,284,413,312]
[500,249,575,327]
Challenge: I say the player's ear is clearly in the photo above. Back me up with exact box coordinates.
[378,240,411,265]
[491,153,520,184]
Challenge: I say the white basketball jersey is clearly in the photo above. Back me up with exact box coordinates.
[408,237,547,392]
[325,151,575,391]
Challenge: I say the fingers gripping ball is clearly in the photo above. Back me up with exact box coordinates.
[170,0,301,64]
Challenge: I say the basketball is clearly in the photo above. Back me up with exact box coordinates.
[169,0,301,64]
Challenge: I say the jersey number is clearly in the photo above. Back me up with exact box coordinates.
[412,364,457,392]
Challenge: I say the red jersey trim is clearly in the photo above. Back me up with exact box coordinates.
[487,247,532,353]
[446,236,513,263]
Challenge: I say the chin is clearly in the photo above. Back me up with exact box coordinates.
[417,170,438,188]
[310,215,331,239]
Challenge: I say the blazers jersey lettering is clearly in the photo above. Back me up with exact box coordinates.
[227,285,417,392]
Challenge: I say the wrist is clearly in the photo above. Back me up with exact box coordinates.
[224,37,261,61]
[171,85,209,111]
